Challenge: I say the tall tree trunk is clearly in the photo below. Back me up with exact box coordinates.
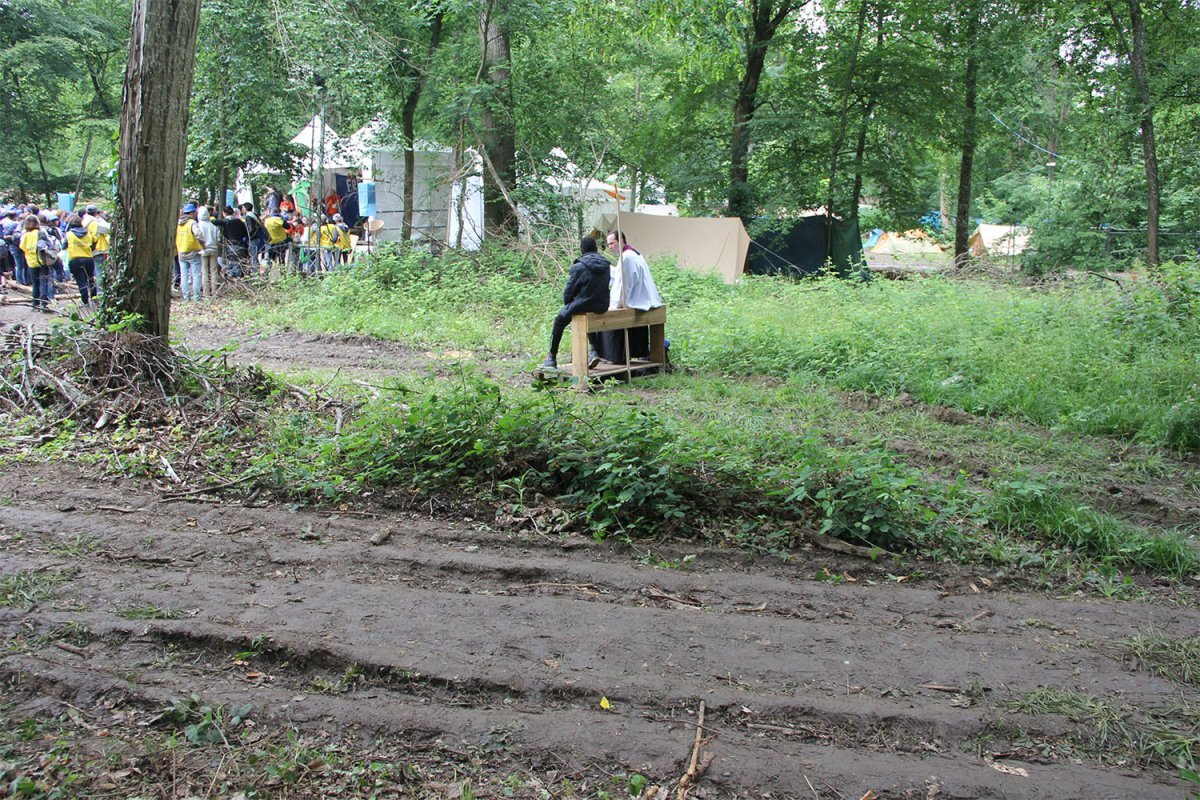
[101,0,202,338]
[479,3,518,237]
[848,4,884,223]
[729,0,798,221]
[401,12,445,242]
[75,129,95,201]
[1127,0,1159,267]
[826,0,870,225]
[953,2,979,265]
[33,140,52,206]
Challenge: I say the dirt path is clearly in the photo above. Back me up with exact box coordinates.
[2,464,1196,799]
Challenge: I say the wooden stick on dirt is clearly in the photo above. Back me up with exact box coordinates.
[963,609,993,626]
[159,472,260,499]
[676,700,711,800]
[369,528,392,546]
[54,641,88,657]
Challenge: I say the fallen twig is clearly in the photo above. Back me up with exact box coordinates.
[645,587,703,607]
[964,609,993,625]
[809,532,886,559]
[159,472,261,499]
[160,455,181,484]
[369,528,392,546]
[676,700,711,800]
[919,684,961,693]
[54,641,88,657]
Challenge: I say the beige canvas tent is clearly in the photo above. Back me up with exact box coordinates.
[870,230,943,255]
[968,224,1031,257]
[593,212,749,284]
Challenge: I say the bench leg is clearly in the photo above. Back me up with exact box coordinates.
[571,315,590,390]
[649,323,666,365]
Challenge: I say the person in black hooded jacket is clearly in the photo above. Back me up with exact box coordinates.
[542,236,610,369]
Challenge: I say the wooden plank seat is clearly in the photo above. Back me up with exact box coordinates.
[565,305,666,389]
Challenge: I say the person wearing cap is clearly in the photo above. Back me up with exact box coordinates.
[175,203,204,301]
[38,211,64,300]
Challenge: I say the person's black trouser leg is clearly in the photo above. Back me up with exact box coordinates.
[549,307,572,357]
[70,258,95,304]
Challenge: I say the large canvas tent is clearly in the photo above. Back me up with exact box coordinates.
[968,224,1031,257]
[593,212,750,284]
[746,215,865,278]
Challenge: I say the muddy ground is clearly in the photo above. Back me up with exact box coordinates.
[2,306,1199,799]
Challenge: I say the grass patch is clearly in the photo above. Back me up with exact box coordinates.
[44,533,100,557]
[1119,633,1200,687]
[0,569,71,608]
[118,604,185,621]
[1002,686,1200,770]
[240,248,1200,453]
[988,476,1198,578]
[309,664,363,695]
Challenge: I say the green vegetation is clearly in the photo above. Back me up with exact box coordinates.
[1119,634,1200,687]
[118,605,185,621]
[0,569,71,609]
[211,250,1200,588]
[244,250,1200,452]
[1001,686,1199,771]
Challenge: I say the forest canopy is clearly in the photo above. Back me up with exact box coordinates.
[2,0,1197,268]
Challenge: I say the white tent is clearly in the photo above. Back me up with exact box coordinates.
[969,224,1031,257]
[870,230,944,255]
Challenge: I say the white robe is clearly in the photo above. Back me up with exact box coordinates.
[610,247,663,310]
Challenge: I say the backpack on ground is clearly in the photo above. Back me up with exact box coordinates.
[37,231,62,267]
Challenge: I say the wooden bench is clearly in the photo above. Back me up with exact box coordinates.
[566,305,667,389]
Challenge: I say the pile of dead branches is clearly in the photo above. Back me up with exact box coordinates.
[0,321,321,432]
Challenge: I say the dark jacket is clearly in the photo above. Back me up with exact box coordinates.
[213,216,248,246]
[562,251,610,312]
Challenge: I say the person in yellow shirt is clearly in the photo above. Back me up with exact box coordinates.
[65,215,97,305]
[84,205,110,293]
[263,209,288,266]
[333,213,352,265]
[19,216,51,312]
[317,215,341,272]
[175,203,203,301]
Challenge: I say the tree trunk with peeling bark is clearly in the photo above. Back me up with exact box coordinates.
[479,5,518,237]
[101,0,202,338]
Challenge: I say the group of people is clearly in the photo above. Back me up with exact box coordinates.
[173,194,354,302]
[543,230,663,369]
[0,203,111,312]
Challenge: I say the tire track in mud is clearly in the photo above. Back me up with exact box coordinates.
[2,466,1198,798]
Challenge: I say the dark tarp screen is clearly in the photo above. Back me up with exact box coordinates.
[747,216,866,279]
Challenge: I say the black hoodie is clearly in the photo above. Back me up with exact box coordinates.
[561,251,610,312]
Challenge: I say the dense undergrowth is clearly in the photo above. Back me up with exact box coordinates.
[241,246,1200,452]
[232,369,1198,585]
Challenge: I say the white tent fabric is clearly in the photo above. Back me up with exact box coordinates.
[870,231,944,255]
[969,224,1031,257]
[594,212,749,284]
